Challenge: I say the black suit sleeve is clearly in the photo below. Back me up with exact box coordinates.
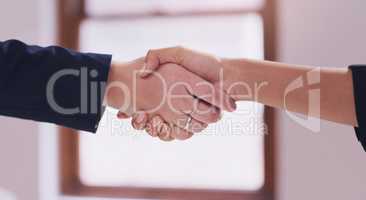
[349,65,366,151]
[0,39,112,133]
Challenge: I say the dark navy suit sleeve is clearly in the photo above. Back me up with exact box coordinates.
[349,65,366,151]
[0,40,112,133]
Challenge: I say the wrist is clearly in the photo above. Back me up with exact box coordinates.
[104,58,144,112]
[104,60,126,109]
[221,58,251,101]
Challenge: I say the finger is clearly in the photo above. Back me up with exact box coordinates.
[186,77,236,112]
[186,118,208,133]
[159,134,175,142]
[131,112,148,130]
[158,123,174,142]
[150,116,164,137]
[145,119,158,138]
[142,46,222,79]
[174,114,208,133]
[117,111,131,119]
[192,105,221,124]
[142,47,237,112]
[140,47,185,77]
[170,125,194,141]
[145,116,173,140]
[180,98,222,124]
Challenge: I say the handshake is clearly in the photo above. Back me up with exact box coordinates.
[104,46,247,141]
[104,46,356,141]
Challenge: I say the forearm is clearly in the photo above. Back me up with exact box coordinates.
[222,58,357,126]
[0,40,112,132]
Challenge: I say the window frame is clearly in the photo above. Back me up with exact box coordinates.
[58,0,277,199]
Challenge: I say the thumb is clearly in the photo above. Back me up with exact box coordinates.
[139,47,185,78]
[140,46,221,81]
[139,50,162,78]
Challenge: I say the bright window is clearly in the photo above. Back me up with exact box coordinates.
[78,14,266,191]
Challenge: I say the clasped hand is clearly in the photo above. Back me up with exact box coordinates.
[105,47,237,141]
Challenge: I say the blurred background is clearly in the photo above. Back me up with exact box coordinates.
[0,0,366,200]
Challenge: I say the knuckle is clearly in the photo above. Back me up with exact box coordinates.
[146,49,158,61]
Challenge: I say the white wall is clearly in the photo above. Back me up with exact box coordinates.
[0,0,45,200]
[0,117,38,200]
[276,0,366,200]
